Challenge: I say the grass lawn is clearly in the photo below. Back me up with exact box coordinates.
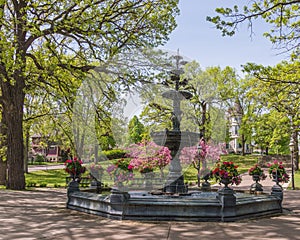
[288,170,300,190]
[21,155,300,190]
[25,169,70,188]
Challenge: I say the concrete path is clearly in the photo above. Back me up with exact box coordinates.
[1,167,298,239]
[0,186,299,240]
[28,164,65,172]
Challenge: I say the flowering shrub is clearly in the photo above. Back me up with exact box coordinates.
[64,157,86,179]
[180,140,227,186]
[126,140,171,174]
[114,158,132,171]
[107,158,134,184]
[180,141,227,169]
[248,164,267,181]
[268,160,290,183]
[211,161,242,186]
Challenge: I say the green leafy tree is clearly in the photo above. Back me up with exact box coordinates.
[245,60,299,169]
[128,115,145,144]
[207,1,300,56]
[182,61,239,142]
[0,0,179,189]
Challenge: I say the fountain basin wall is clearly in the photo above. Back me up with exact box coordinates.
[67,190,282,222]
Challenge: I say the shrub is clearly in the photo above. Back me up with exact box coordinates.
[102,149,126,160]
[35,154,45,163]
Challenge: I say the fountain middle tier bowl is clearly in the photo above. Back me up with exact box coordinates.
[151,130,200,150]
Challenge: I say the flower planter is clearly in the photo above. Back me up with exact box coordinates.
[220,178,232,189]
[268,160,289,185]
[250,175,263,192]
[252,175,261,182]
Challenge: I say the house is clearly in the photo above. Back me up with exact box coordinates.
[30,134,62,162]
[46,145,62,162]
[227,100,252,154]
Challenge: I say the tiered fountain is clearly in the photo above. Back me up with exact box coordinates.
[151,53,199,194]
[66,52,284,222]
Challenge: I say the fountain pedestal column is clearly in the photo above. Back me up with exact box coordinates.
[164,155,187,194]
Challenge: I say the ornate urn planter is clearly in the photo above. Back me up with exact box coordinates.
[250,175,264,192]
[220,178,232,189]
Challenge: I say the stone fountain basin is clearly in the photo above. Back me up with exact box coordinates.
[67,190,282,222]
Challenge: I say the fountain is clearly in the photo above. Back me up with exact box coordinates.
[151,53,199,194]
[66,52,284,222]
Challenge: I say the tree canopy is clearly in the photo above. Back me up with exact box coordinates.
[207,0,300,56]
[0,0,179,189]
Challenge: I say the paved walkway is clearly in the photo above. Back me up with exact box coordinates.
[28,164,65,172]
[1,170,300,240]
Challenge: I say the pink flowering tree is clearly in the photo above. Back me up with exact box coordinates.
[180,139,227,187]
[106,158,134,186]
[126,140,172,178]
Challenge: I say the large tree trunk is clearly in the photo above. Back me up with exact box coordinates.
[241,134,245,156]
[0,159,6,185]
[0,111,7,185]
[94,144,99,162]
[2,79,26,190]
[200,101,207,138]
[24,127,30,173]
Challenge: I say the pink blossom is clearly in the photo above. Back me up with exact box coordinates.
[126,140,171,173]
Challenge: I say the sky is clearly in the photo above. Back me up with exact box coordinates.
[162,0,287,73]
[124,0,287,119]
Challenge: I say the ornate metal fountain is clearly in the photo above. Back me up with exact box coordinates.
[151,53,200,193]
[66,51,284,222]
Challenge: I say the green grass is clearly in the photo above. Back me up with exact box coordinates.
[183,154,259,183]
[288,170,300,190]
[220,154,260,168]
[23,155,263,188]
[22,155,300,190]
[25,169,70,188]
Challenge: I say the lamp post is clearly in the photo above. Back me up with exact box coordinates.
[289,138,295,190]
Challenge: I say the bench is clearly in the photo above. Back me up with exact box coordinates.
[66,175,103,193]
[65,176,91,188]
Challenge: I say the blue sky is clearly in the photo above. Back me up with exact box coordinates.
[163,0,286,73]
[123,1,288,120]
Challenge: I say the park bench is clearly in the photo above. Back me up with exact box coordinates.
[66,174,103,193]
[65,176,92,188]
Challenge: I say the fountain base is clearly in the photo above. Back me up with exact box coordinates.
[67,189,282,222]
